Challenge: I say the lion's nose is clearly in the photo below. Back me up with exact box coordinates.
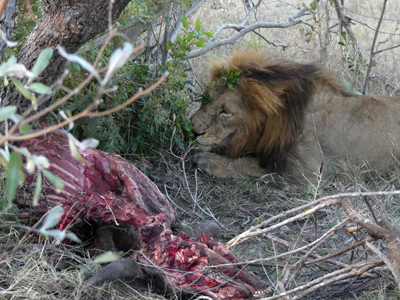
[192,130,205,138]
[191,120,205,136]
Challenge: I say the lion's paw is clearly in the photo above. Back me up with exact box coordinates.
[193,152,237,178]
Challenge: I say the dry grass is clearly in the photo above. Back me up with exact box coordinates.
[2,0,400,299]
[191,0,400,96]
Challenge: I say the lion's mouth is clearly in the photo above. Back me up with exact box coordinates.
[196,134,232,152]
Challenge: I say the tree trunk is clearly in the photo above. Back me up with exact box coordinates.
[13,0,131,110]
[0,0,18,57]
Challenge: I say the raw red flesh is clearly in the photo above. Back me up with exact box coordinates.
[16,131,270,299]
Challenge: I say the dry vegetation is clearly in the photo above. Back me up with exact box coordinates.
[2,0,400,299]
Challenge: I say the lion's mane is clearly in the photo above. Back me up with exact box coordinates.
[209,51,351,171]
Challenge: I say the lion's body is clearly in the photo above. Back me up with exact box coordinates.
[191,51,400,183]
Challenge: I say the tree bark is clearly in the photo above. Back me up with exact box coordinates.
[0,0,18,57]
[13,0,131,110]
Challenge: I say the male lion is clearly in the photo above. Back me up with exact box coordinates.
[191,51,400,184]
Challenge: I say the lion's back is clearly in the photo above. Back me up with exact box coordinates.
[299,93,400,177]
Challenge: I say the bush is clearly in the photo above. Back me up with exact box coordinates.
[62,16,212,155]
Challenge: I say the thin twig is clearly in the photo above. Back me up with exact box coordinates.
[366,241,400,290]
[227,198,342,247]
[362,0,388,94]
[227,190,400,247]
[184,6,311,59]
[270,261,383,300]
[305,238,374,265]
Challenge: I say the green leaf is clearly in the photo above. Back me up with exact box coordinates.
[310,1,318,10]
[203,31,214,37]
[102,42,133,85]
[195,18,201,31]
[6,151,23,203]
[66,232,81,243]
[19,123,32,134]
[0,148,10,163]
[67,134,87,163]
[32,155,50,169]
[9,112,21,124]
[0,55,17,76]
[181,15,189,29]
[30,48,53,81]
[40,206,64,230]
[11,78,37,109]
[193,41,205,47]
[42,169,65,191]
[0,106,17,121]
[28,82,52,94]
[175,137,185,151]
[93,251,122,264]
[33,171,42,206]
[40,229,66,243]
[57,46,100,80]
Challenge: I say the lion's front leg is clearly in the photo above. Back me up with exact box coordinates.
[193,152,267,178]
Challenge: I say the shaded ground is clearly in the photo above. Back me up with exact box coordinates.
[3,147,399,299]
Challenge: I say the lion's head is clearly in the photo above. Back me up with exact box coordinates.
[191,51,350,170]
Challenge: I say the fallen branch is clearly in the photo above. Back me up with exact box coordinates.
[224,188,400,298]
[227,190,400,247]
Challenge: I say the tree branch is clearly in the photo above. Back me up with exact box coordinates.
[184,6,310,59]
[366,241,400,290]
[362,0,388,94]
[332,0,364,61]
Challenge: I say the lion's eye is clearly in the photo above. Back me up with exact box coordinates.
[218,109,231,117]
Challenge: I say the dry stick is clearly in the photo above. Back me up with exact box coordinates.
[227,190,400,247]
[259,260,382,300]
[17,210,51,244]
[362,0,388,94]
[286,229,338,288]
[0,36,142,146]
[5,66,165,141]
[1,34,144,145]
[374,43,400,55]
[25,0,37,20]
[341,197,400,289]
[359,189,400,286]
[348,16,400,36]
[184,6,311,59]
[227,198,342,247]
[286,261,382,300]
[332,0,364,61]
[305,238,374,266]
[86,73,167,117]
[358,185,395,227]
[279,215,314,289]
[267,234,349,268]
[209,214,349,270]
[366,241,400,290]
